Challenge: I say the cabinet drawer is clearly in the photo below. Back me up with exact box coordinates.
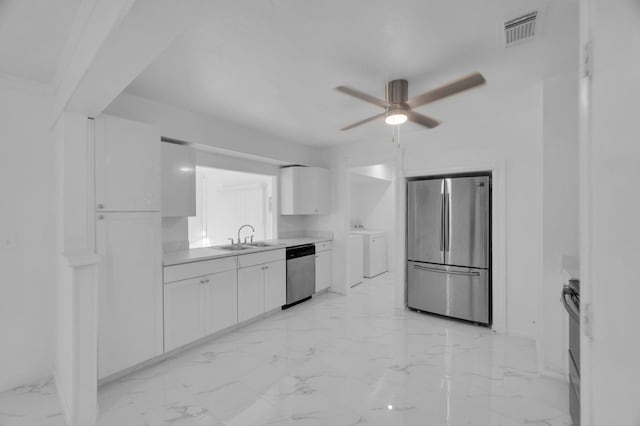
[164,256,237,283]
[238,249,285,268]
[315,240,332,252]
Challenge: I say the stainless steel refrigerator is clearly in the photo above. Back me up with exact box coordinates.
[407,174,491,325]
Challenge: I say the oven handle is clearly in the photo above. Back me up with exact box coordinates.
[562,286,580,321]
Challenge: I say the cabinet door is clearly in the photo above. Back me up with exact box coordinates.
[237,265,265,322]
[314,168,331,215]
[161,142,195,217]
[164,277,206,352]
[95,115,160,212]
[205,269,238,334]
[97,212,162,379]
[264,260,286,311]
[293,167,316,214]
[315,250,332,292]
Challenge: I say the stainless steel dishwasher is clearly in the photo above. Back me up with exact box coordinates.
[284,244,316,308]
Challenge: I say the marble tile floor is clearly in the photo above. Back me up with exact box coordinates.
[0,273,571,426]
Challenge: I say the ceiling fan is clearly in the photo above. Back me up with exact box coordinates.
[335,72,486,131]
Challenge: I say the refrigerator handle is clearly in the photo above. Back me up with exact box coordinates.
[444,193,450,252]
[440,192,445,252]
[412,263,480,277]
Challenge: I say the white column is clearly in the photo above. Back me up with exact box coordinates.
[55,111,99,426]
[56,252,100,426]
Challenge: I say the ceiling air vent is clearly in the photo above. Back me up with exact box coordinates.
[504,11,537,47]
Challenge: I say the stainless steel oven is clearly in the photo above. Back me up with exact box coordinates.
[562,279,580,426]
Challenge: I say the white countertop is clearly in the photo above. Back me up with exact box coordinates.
[163,237,332,266]
[351,230,385,236]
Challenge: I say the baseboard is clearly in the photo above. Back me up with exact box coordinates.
[97,305,287,387]
[53,372,72,426]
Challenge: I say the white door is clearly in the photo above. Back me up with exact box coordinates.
[315,250,332,292]
[264,260,286,311]
[97,212,162,379]
[164,277,206,352]
[205,269,238,334]
[95,115,160,212]
[237,265,265,322]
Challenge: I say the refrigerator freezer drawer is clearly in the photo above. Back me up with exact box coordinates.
[407,261,489,324]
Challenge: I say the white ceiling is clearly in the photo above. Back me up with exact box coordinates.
[126,0,578,146]
[0,0,80,84]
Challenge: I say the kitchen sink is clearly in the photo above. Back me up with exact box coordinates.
[245,242,276,247]
[218,245,250,251]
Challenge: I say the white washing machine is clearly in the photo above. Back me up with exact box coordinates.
[351,230,387,278]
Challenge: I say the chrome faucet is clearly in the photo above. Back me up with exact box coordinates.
[237,224,255,246]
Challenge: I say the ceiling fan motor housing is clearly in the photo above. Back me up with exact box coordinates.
[386,79,409,109]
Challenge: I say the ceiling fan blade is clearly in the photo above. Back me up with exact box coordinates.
[335,86,389,109]
[407,111,441,129]
[407,72,486,108]
[340,112,386,131]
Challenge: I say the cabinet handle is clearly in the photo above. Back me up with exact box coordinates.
[97,204,104,209]
[264,266,269,270]
[97,214,104,220]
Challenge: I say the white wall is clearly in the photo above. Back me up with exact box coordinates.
[579,0,640,424]
[350,168,395,271]
[0,81,56,391]
[106,92,324,167]
[322,85,543,339]
[541,72,580,378]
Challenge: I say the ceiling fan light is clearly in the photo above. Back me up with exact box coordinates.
[385,111,408,125]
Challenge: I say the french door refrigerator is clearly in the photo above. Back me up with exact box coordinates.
[407,174,491,325]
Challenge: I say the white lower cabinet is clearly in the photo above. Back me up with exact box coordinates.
[238,259,286,322]
[237,264,265,323]
[97,212,163,380]
[162,248,289,355]
[164,277,206,352]
[205,269,238,334]
[164,267,238,352]
[315,249,332,292]
[264,260,286,312]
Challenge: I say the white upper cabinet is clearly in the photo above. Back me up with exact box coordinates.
[161,142,195,217]
[280,166,330,215]
[95,115,160,212]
